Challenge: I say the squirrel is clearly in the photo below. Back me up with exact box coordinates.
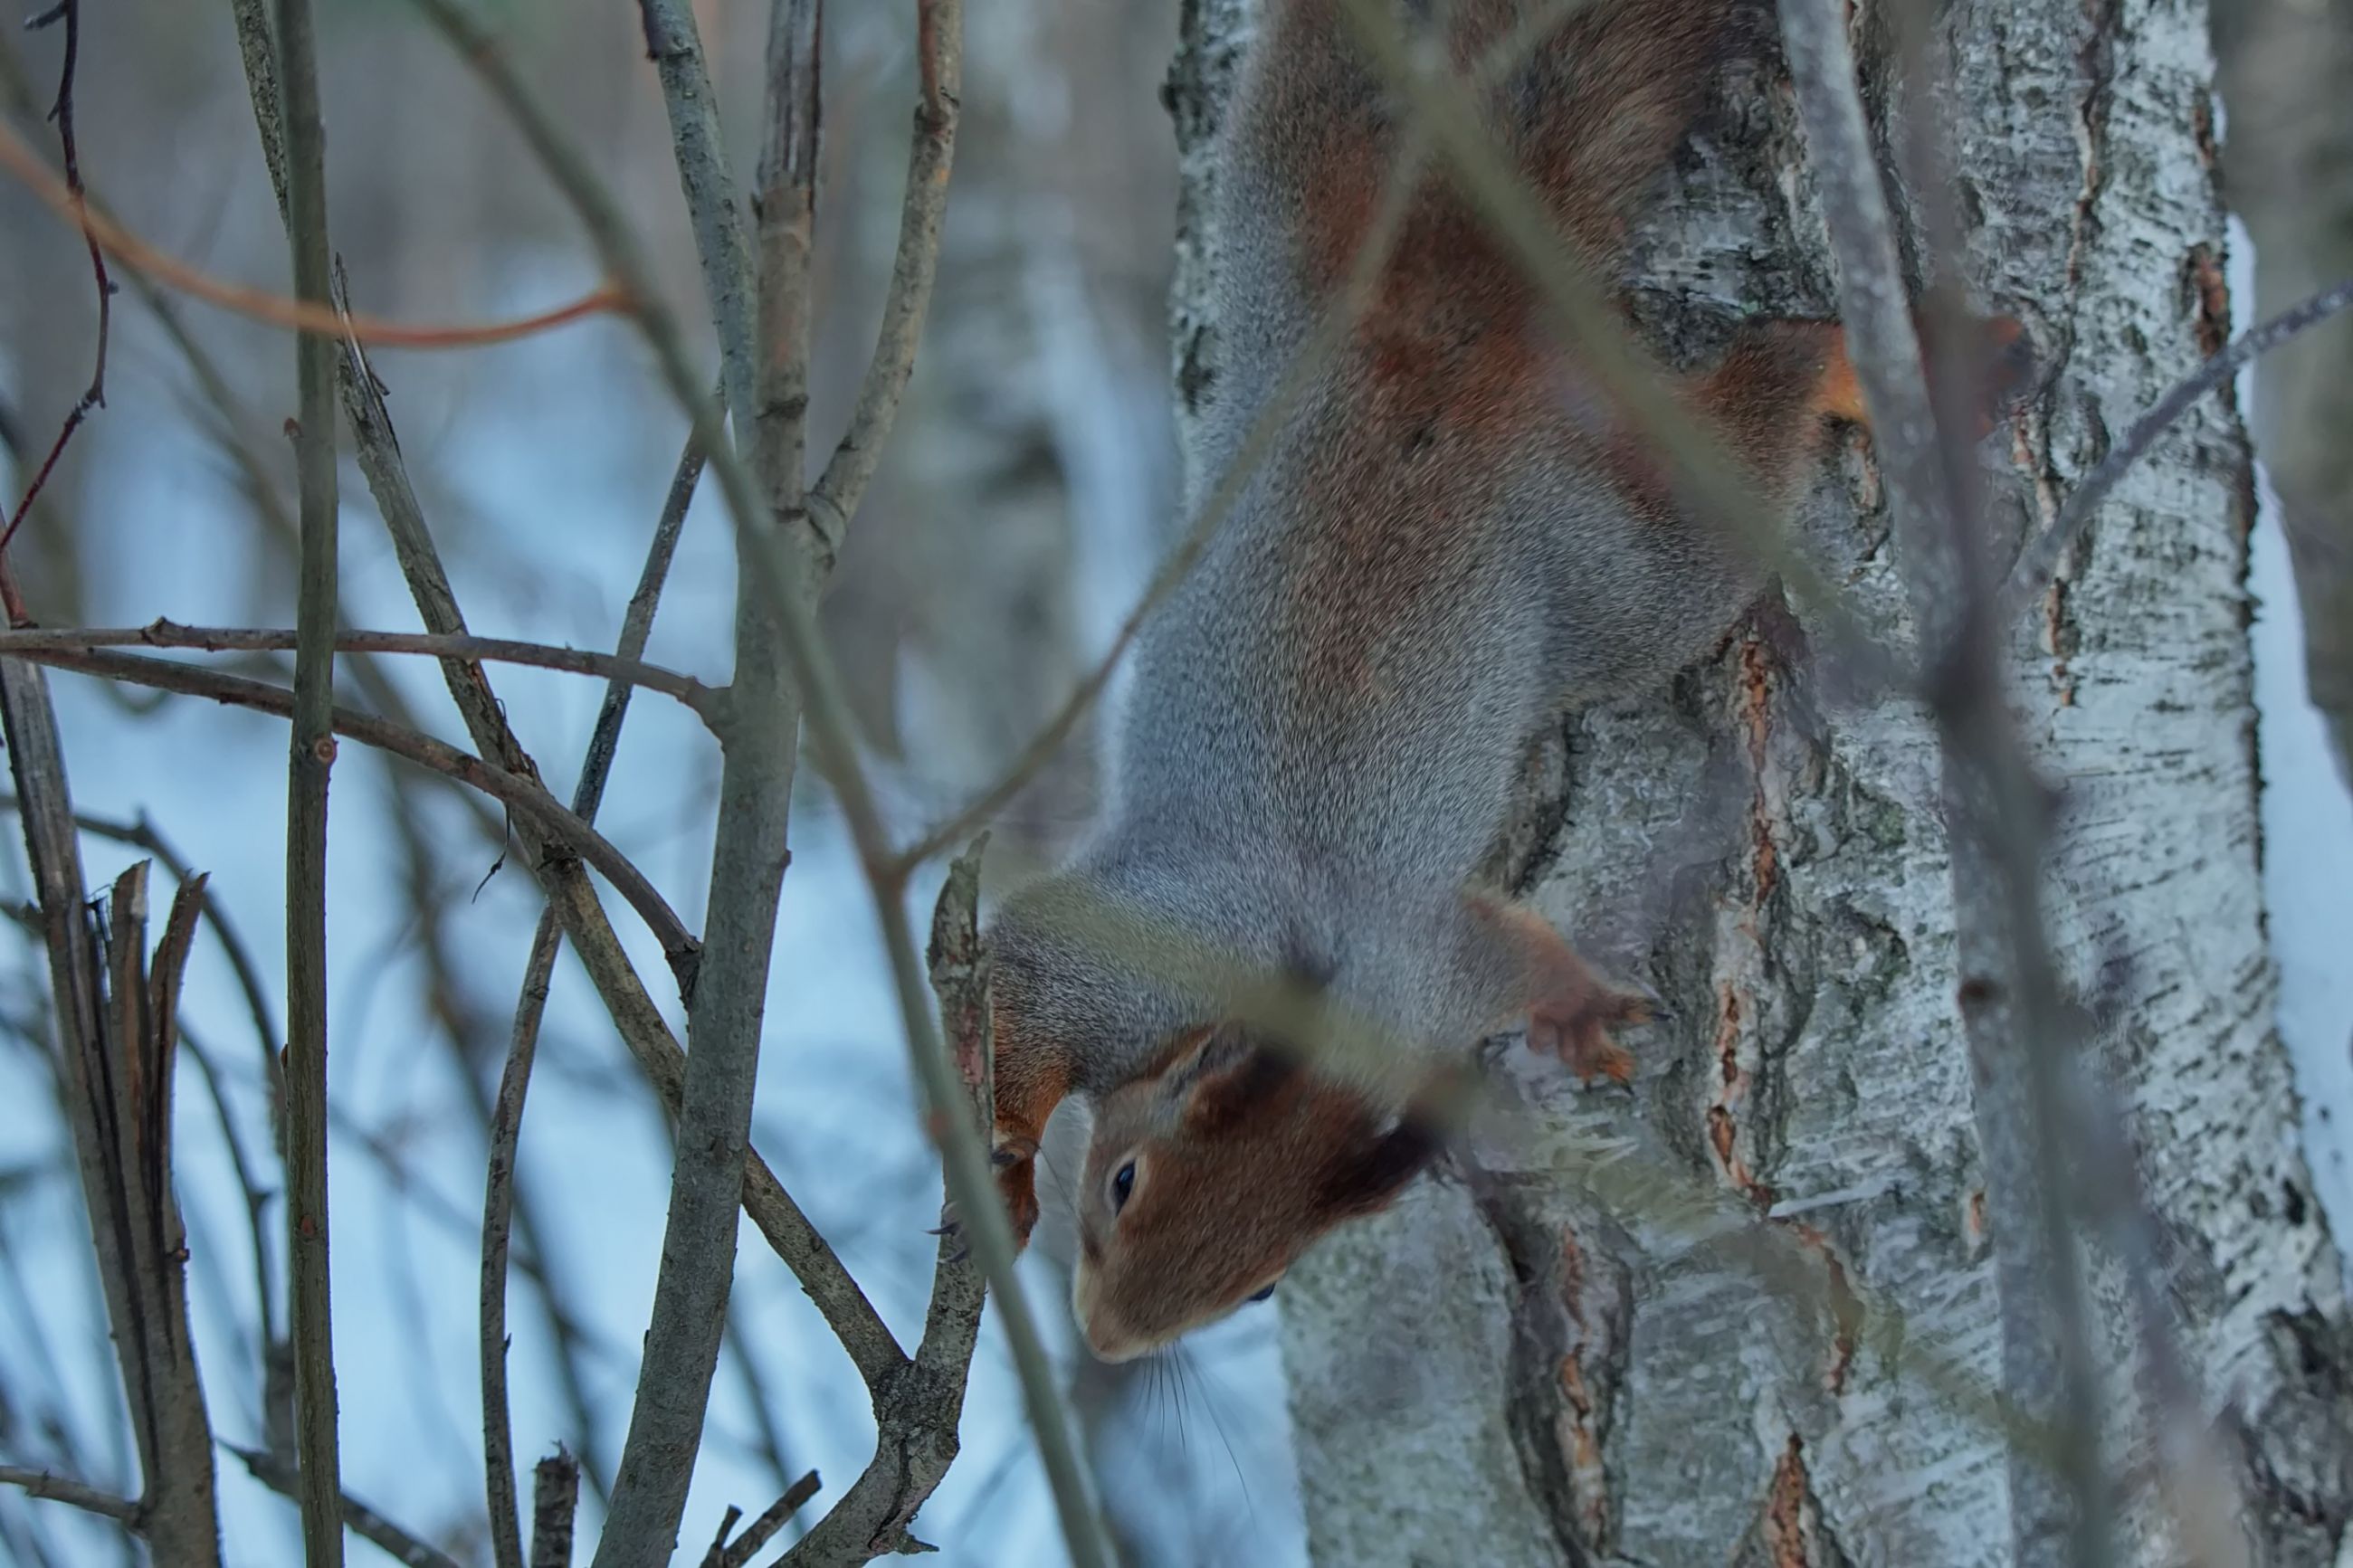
[980,0,2021,1363]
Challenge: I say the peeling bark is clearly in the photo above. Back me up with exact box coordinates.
[1166,0,2353,1562]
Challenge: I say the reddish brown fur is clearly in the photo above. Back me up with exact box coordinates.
[1072,1032,1433,1359]
[1244,0,1825,698]
[986,998,1071,1245]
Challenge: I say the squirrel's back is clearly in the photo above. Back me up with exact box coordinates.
[1117,0,1770,892]
[1205,0,1767,445]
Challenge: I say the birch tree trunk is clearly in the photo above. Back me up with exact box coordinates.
[1164,1,2353,1563]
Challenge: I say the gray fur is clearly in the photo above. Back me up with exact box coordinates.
[990,0,1772,1099]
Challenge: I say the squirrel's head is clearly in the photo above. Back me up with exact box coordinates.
[1068,1024,1438,1362]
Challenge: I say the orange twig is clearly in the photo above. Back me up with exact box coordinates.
[0,119,632,348]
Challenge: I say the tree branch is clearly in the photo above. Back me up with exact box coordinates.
[401,5,1106,1559]
[0,1463,137,1525]
[593,1,817,1554]
[0,661,224,1567]
[8,644,700,975]
[1999,273,2353,625]
[804,0,962,563]
[702,1470,821,1568]
[0,120,627,352]
[1777,3,2109,1563]
[0,0,110,620]
[529,1449,579,1568]
[634,0,758,423]
[0,622,719,717]
[484,424,706,1568]
[226,1444,464,1568]
[777,842,993,1567]
[272,0,345,1559]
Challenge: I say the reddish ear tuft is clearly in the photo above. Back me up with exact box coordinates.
[1320,1118,1442,1218]
[1182,1032,1300,1137]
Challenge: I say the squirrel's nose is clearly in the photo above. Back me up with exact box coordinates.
[1081,1318,1151,1364]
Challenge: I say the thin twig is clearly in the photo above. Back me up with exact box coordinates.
[594,0,817,1554]
[703,1470,821,1568]
[176,1033,284,1417]
[225,1444,463,1568]
[482,423,706,1568]
[778,843,995,1566]
[0,1464,137,1525]
[273,0,344,1557]
[2,800,286,1114]
[1777,2,2109,1563]
[401,6,1109,1560]
[634,1,757,423]
[0,120,626,356]
[0,651,226,1565]
[481,912,559,1568]
[1999,273,2353,624]
[8,643,699,972]
[0,622,719,719]
[803,0,962,562]
[0,0,110,617]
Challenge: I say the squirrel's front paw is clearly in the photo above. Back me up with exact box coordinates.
[1527,982,1653,1086]
[992,1135,1041,1251]
[930,1136,1042,1260]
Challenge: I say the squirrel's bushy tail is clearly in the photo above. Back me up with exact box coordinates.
[1243,0,1769,294]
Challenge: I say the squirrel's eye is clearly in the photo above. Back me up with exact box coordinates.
[1247,1283,1277,1304]
[1110,1160,1137,1213]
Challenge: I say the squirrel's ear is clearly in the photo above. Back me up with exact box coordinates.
[1172,1026,1299,1136]
[1320,1119,1441,1218]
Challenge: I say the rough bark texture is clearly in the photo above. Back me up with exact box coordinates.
[1165,1,2353,1563]
[2213,0,2353,787]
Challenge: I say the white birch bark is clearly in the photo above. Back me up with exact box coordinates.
[1163,0,2353,1562]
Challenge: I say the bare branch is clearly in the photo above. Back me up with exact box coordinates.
[778,842,994,1567]
[228,5,714,1083]
[529,1449,579,1568]
[7,644,700,975]
[270,2,346,1561]
[0,663,224,1563]
[1999,273,2353,624]
[484,423,707,1568]
[481,913,559,1568]
[805,0,963,562]
[225,1444,463,1568]
[0,622,719,720]
[0,120,626,351]
[398,5,1106,1559]
[0,0,110,617]
[1777,1,2109,1562]
[703,1471,821,1568]
[5,800,285,1114]
[595,0,818,1553]
[0,1464,137,1525]
[634,1,757,423]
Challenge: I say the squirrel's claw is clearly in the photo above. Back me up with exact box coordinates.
[929,1209,974,1266]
